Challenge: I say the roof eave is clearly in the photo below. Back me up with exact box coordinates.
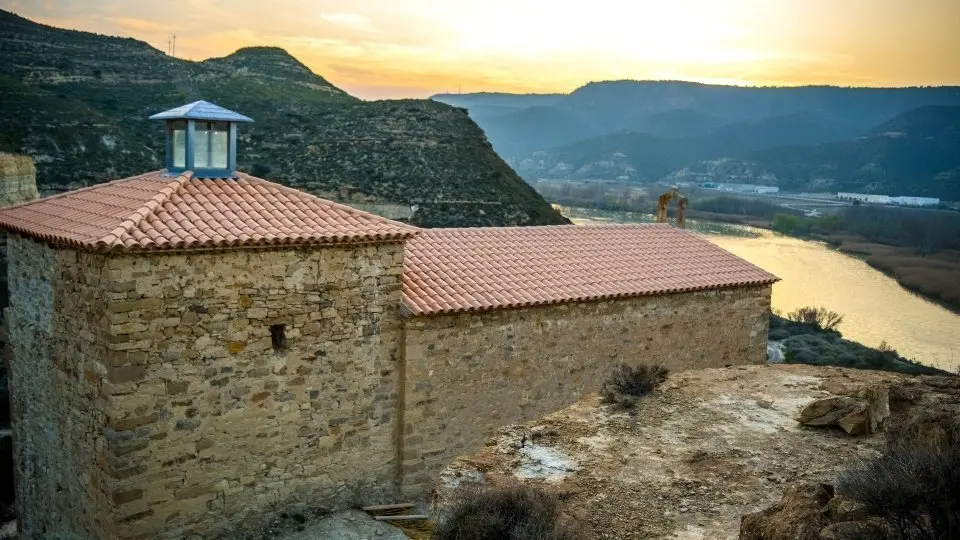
[401,279,779,317]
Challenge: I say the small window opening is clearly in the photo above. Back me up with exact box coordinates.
[193,121,229,169]
[270,324,287,352]
[170,120,186,168]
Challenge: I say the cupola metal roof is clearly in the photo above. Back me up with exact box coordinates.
[148,100,254,123]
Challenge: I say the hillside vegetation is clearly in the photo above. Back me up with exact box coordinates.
[0,10,567,227]
[769,312,948,376]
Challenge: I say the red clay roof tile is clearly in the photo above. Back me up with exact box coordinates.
[0,170,418,251]
[401,225,779,316]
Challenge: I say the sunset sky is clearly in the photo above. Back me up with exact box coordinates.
[4,0,959,99]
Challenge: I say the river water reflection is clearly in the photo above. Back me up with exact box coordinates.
[560,206,960,370]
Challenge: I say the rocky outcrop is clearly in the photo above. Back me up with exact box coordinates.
[0,153,38,307]
[739,483,878,540]
[886,376,960,449]
[0,153,38,207]
[436,365,905,539]
[796,386,889,435]
[741,375,960,540]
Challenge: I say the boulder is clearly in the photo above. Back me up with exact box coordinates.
[739,483,874,540]
[886,376,960,449]
[767,341,785,364]
[796,386,889,435]
[739,483,835,540]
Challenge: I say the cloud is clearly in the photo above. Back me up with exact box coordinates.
[320,12,371,29]
[105,16,176,34]
[4,0,959,97]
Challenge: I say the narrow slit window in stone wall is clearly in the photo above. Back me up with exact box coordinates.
[270,324,287,352]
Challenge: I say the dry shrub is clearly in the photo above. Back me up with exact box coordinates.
[433,484,585,540]
[786,306,844,332]
[836,441,960,540]
[865,252,960,306]
[600,363,669,409]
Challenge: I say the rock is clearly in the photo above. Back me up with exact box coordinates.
[767,340,785,364]
[886,376,960,449]
[740,483,835,540]
[824,494,868,522]
[796,386,889,435]
[0,153,39,206]
[739,483,872,540]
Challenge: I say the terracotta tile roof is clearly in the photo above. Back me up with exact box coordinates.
[402,224,779,316]
[0,170,417,251]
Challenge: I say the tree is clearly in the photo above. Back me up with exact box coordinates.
[786,306,844,332]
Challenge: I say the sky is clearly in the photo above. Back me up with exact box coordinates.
[4,0,960,99]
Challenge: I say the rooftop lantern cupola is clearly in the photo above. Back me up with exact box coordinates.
[149,100,253,178]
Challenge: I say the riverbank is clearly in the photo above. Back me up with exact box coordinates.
[556,195,960,311]
[682,211,960,312]
[769,314,951,376]
[820,235,960,312]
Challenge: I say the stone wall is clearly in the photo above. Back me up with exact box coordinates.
[6,230,774,537]
[6,235,114,537]
[8,240,407,539]
[399,285,772,494]
[99,243,405,539]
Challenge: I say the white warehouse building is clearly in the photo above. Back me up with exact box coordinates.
[892,196,941,207]
[836,192,940,207]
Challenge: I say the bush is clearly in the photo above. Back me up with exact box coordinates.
[836,441,960,540]
[770,313,950,376]
[600,363,669,409]
[433,484,584,540]
[786,306,844,332]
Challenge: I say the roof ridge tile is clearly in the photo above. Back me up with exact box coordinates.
[95,172,191,249]
[0,170,419,252]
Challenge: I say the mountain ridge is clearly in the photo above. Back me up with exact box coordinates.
[439,82,960,199]
[437,81,960,165]
[518,105,960,199]
[0,9,568,227]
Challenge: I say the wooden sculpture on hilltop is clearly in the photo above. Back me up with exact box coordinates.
[655,186,688,228]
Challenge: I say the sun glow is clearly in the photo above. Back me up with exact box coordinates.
[5,0,959,98]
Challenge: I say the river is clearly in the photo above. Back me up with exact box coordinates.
[559,206,960,371]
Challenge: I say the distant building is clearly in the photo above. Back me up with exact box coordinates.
[837,192,893,204]
[701,182,779,194]
[891,196,940,207]
[836,192,939,207]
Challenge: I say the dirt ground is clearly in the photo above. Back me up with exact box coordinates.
[437,364,906,540]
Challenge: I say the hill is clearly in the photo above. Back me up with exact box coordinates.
[447,81,960,198]
[712,106,960,198]
[518,111,862,182]
[557,80,960,131]
[0,10,568,227]
[517,104,960,200]
[629,109,727,139]
[432,92,565,119]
